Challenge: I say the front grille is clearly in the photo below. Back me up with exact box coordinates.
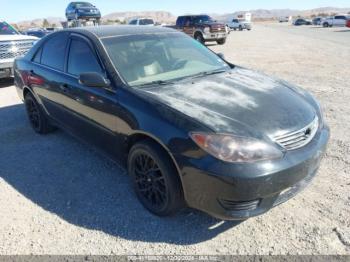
[0,40,34,60]
[219,199,261,211]
[273,116,319,150]
[211,25,226,33]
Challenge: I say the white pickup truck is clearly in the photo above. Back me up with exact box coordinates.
[0,21,37,79]
[321,15,350,27]
[227,18,252,31]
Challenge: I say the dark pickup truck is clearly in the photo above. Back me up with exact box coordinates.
[168,15,227,45]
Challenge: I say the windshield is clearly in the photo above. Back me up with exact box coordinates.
[102,33,230,87]
[139,19,154,25]
[75,2,93,8]
[193,15,214,24]
[0,22,19,35]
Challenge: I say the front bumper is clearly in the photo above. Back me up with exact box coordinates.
[77,11,101,20]
[203,32,227,41]
[176,125,330,220]
[243,24,252,30]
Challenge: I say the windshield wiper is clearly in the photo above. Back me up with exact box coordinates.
[134,80,174,88]
[191,69,228,79]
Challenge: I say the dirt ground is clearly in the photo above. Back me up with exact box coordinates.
[0,23,349,255]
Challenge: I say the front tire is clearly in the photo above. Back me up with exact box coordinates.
[24,93,55,134]
[194,33,205,45]
[323,22,329,28]
[128,140,185,217]
[217,38,226,45]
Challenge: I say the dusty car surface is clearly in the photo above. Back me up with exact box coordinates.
[14,26,329,220]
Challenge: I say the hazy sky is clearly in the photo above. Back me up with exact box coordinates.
[2,0,349,22]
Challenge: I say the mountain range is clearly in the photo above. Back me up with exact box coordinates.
[13,7,350,29]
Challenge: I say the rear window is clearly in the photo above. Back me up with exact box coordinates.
[41,33,69,71]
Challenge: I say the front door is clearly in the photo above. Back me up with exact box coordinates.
[57,34,123,158]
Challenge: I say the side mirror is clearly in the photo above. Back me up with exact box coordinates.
[79,72,110,88]
[217,53,225,60]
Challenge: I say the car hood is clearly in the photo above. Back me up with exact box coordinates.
[201,21,226,27]
[0,34,38,41]
[140,67,316,139]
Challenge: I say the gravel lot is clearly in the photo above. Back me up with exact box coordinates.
[0,23,349,255]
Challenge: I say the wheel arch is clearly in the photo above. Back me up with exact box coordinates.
[23,86,50,116]
[126,131,187,197]
[194,30,203,38]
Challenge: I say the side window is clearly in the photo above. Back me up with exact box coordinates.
[177,17,184,27]
[67,38,103,76]
[129,20,137,25]
[41,33,68,71]
[184,17,192,26]
[33,48,42,63]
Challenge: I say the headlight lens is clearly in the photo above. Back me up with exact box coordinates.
[190,133,283,163]
[204,27,210,33]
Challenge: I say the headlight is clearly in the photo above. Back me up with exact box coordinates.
[190,133,283,163]
[204,27,210,33]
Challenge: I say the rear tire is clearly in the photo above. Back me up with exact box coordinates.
[323,22,329,28]
[239,25,243,31]
[128,140,185,217]
[24,93,55,134]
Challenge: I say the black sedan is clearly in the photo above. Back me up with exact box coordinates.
[13,26,329,220]
[65,2,101,21]
[25,29,50,38]
[293,18,312,26]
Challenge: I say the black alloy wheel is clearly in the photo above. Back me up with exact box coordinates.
[24,93,55,134]
[128,141,185,216]
[25,95,41,132]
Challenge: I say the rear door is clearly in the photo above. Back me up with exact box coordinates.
[29,32,72,123]
[59,34,122,157]
[336,16,347,26]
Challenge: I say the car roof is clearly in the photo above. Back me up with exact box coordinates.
[65,25,177,39]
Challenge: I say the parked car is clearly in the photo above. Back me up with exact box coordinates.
[14,26,329,220]
[45,27,63,32]
[129,18,155,26]
[312,17,323,25]
[321,15,350,27]
[227,18,252,31]
[347,19,350,28]
[293,18,312,26]
[168,15,227,45]
[25,29,50,38]
[278,17,289,23]
[65,2,101,22]
[0,21,37,79]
